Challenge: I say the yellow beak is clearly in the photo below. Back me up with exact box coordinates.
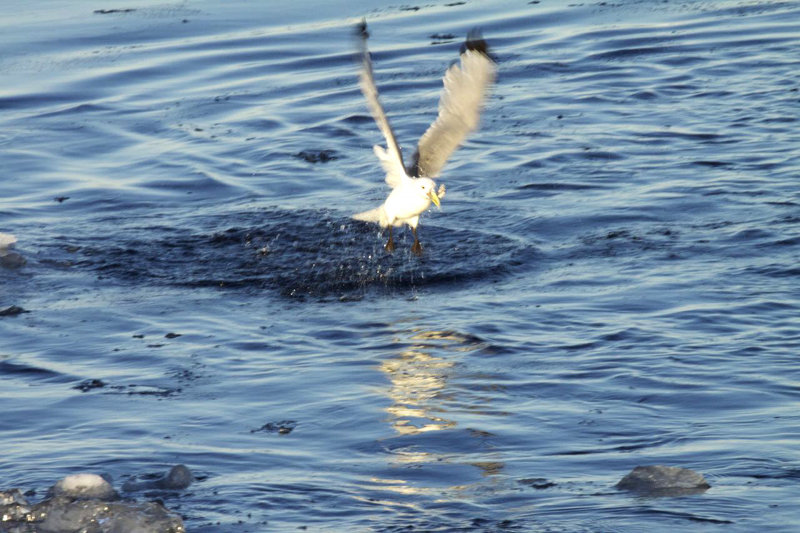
[429,189,441,208]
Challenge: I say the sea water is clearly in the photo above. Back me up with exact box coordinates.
[1,1,799,531]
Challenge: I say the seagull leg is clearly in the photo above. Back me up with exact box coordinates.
[411,227,423,256]
[385,226,396,252]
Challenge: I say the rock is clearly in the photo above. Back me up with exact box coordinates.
[34,496,184,533]
[0,251,25,268]
[518,477,557,490]
[73,379,107,392]
[160,465,194,490]
[0,305,29,317]
[0,489,31,521]
[1,474,185,533]
[617,465,710,496]
[49,473,118,500]
[123,465,194,492]
[250,420,297,435]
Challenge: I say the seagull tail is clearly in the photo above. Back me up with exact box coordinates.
[353,206,388,226]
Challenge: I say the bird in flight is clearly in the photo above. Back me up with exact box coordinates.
[352,20,496,255]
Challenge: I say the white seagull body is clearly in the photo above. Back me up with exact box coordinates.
[352,21,496,254]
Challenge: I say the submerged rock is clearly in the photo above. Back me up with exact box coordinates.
[1,472,185,532]
[617,465,710,496]
[123,464,194,492]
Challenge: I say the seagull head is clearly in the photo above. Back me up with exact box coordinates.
[416,177,441,207]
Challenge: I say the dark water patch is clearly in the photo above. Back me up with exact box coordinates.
[115,383,182,398]
[630,89,658,100]
[517,182,604,191]
[294,149,340,163]
[33,102,113,119]
[52,208,533,300]
[692,160,733,168]
[94,8,136,15]
[723,228,774,244]
[543,149,625,164]
[0,360,72,384]
[642,509,734,525]
[749,467,800,481]
[571,226,681,260]
[0,92,87,114]
[586,45,689,63]
[771,236,800,248]
[429,33,457,45]
[636,129,731,144]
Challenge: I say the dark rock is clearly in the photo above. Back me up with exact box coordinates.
[159,465,194,490]
[0,489,31,521]
[519,477,557,489]
[2,474,184,531]
[0,305,29,317]
[35,496,183,532]
[122,465,194,492]
[617,465,710,496]
[251,420,297,435]
[0,251,25,268]
[74,379,107,392]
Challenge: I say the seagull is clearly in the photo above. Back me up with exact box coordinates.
[352,20,496,255]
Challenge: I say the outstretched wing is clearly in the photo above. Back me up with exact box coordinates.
[356,20,407,188]
[411,30,496,178]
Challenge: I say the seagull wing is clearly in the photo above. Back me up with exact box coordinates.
[356,20,407,188]
[411,30,496,178]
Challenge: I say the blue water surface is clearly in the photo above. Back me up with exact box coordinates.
[1,0,799,531]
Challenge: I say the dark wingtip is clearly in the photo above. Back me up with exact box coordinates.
[355,18,369,39]
[461,28,493,60]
